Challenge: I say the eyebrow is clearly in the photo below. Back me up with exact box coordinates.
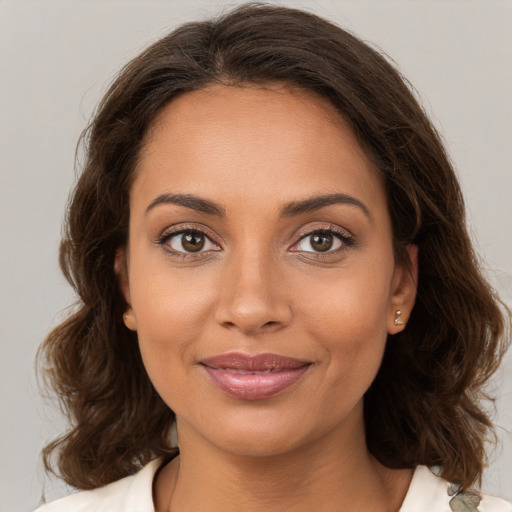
[146,193,226,217]
[280,193,371,220]
[146,192,370,220]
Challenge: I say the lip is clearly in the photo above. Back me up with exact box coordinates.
[200,353,311,400]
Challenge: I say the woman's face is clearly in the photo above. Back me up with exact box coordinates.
[118,84,417,457]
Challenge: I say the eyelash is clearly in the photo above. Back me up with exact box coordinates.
[156,225,220,261]
[292,225,355,259]
[156,224,355,260]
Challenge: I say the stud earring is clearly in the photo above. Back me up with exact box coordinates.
[123,312,137,331]
[394,309,404,326]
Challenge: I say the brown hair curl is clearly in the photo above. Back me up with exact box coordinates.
[38,2,509,491]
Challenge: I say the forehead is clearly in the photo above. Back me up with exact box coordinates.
[141,83,363,162]
[132,83,385,216]
[147,82,347,136]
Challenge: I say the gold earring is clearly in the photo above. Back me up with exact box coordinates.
[123,313,137,331]
[394,309,404,326]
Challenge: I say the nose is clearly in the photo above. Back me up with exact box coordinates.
[214,249,293,335]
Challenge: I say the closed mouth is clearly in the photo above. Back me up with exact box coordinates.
[200,352,311,400]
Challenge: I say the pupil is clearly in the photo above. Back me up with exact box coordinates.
[311,234,332,252]
[182,232,205,252]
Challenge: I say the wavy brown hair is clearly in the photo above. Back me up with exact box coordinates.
[38,2,509,491]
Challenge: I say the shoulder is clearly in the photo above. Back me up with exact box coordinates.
[34,458,163,512]
[480,495,512,512]
[400,465,512,512]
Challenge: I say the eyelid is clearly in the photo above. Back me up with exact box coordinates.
[289,224,355,255]
[293,224,354,245]
[155,222,354,259]
[294,223,352,241]
[156,224,222,256]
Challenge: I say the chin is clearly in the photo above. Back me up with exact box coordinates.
[175,404,302,454]
[212,429,307,459]
[180,402,349,460]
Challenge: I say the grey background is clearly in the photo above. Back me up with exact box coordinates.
[1,0,511,510]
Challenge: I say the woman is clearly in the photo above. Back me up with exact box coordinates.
[36,3,511,511]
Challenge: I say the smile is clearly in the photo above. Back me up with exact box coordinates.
[200,353,311,400]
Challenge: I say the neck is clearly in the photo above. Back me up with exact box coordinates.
[154,411,412,512]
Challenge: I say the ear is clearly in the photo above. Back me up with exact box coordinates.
[114,247,137,331]
[387,244,418,335]
[114,247,131,304]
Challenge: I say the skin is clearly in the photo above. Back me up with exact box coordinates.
[116,83,418,511]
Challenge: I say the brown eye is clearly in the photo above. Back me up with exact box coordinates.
[181,232,205,252]
[310,233,333,252]
[292,229,350,254]
[166,230,218,254]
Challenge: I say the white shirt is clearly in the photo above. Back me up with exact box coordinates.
[35,459,512,512]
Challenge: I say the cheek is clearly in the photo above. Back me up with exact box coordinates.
[301,263,392,381]
[305,258,392,333]
[128,260,217,396]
